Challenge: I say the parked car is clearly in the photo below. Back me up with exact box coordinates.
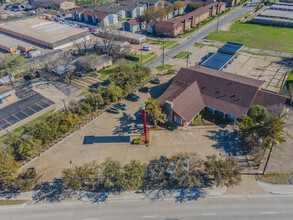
[75,72,85,77]
[140,86,151,93]
[127,93,140,102]
[142,46,151,51]
[24,71,40,80]
[151,78,162,84]
[109,106,122,114]
[115,102,128,110]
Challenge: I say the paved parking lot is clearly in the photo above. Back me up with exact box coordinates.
[19,74,237,181]
[0,91,54,131]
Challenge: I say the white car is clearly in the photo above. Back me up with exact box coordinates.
[142,46,151,51]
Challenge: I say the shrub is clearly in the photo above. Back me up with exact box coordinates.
[133,137,141,144]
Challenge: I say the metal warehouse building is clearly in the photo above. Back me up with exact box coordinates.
[0,33,35,53]
[0,17,90,50]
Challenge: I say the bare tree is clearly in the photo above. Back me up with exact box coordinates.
[95,27,130,61]
[72,35,96,56]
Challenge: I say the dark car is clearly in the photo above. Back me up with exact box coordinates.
[115,102,128,110]
[151,78,162,84]
[127,93,140,102]
[140,86,151,93]
[109,106,122,114]
[24,71,40,80]
[75,72,85,77]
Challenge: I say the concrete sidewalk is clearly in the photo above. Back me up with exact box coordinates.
[257,181,293,195]
[0,186,227,204]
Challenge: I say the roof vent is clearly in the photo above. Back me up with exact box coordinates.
[228,82,232,85]
[234,97,241,102]
[215,90,221,94]
[202,86,207,89]
[230,94,236,98]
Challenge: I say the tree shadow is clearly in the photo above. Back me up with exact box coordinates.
[113,112,142,136]
[0,190,21,199]
[149,78,173,99]
[32,178,74,203]
[142,188,206,203]
[204,129,247,156]
[77,191,120,203]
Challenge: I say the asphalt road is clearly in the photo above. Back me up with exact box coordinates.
[145,2,260,69]
[1,195,293,220]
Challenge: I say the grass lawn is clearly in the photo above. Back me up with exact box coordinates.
[256,172,291,185]
[129,52,156,62]
[176,51,192,59]
[168,43,180,49]
[0,109,55,144]
[144,39,150,43]
[176,51,188,59]
[120,17,130,22]
[207,21,293,53]
[151,40,177,49]
[0,200,29,206]
[99,67,115,79]
[156,64,173,71]
[143,54,158,64]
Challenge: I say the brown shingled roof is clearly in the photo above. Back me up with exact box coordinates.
[252,89,288,107]
[158,65,267,121]
[125,17,144,26]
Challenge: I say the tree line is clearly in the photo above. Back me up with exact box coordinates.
[62,152,242,192]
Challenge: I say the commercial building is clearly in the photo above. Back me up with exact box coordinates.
[201,42,243,70]
[28,0,76,10]
[147,2,226,37]
[0,84,17,104]
[158,65,288,126]
[252,2,293,27]
[0,17,90,50]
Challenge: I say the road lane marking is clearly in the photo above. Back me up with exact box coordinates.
[142,215,158,218]
[261,212,277,214]
[201,213,217,216]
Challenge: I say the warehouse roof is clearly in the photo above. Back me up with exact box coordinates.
[0,18,89,44]
[0,33,34,49]
[261,9,293,19]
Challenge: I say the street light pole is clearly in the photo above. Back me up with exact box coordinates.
[162,43,165,68]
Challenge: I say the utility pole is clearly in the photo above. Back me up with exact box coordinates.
[262,139,277,175]
[186,50,190,68]
[140,44,143,63]
[63,99,68,112]
[216,0,221,32]
[162,43,165,68]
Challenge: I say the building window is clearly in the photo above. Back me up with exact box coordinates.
[174,116,182,125]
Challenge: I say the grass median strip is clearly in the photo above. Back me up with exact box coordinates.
[0,200,29,206]
[256,172,292,185]
[151,40,177,49]
[156,64,173,71]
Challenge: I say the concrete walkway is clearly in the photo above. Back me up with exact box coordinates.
[257,181,293,195]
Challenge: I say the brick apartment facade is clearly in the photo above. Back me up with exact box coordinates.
[147,2,226,37]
